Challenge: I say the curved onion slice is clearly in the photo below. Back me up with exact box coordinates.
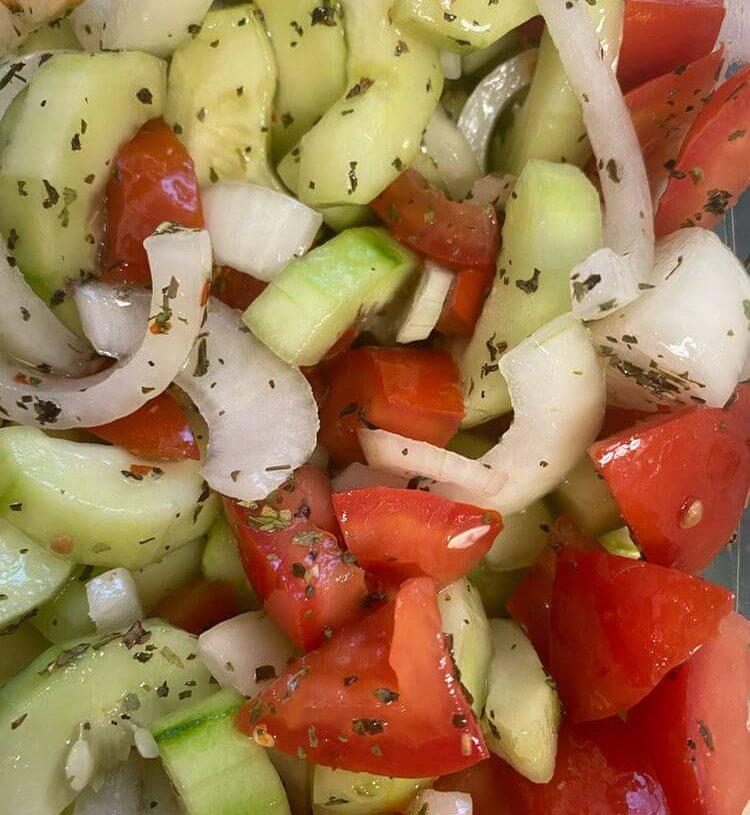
[361,314,605,515]
[535,0,654,321]
[396,261,454,344]
[86,567,144,633]
[176,298,318,500]
[0,227,211,428]
[721,0,749,68]
[591,228,750,410]
[468,172,517,210]
[407,790,473,815]
[75,282,150,360]
[457,50,537,174]
[330,463,411,492]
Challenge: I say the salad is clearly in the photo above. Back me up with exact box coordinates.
[0,0,748,814]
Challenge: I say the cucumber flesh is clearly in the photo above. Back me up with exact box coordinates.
[549,455,621,537]
[16,17,81,53]
[202,517,258,610]
[460,159,602,426]
[468,564,525,619]
[0,623,48,686]
[132,536,205,613]
[483,500,553,572]
[312,766,430,815]
[31,573,95,644]
[599,526,642,560]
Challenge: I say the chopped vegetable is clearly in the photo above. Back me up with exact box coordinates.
[153,579,239,635]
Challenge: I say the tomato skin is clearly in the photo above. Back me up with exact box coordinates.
[436,267,494,337]
[89,392,199,461]
[153,579,239,635]
[617,0,725,93]
[103,119,204,285]
[628,612,750,815]
[590,387,750,573]
[236,577,488,778]
[319,347,465,466]
[371,170,500,276]
[332,488,502,585]
[212,266,267,311]
[506,547,557,665]
[549,546,733,722]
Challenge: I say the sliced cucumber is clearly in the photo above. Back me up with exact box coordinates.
[0,519,74,632]
[0,623,48,686]
[446,430,496,460]
[321,204,377,233]
[461,159,602,426]
[152,689,291,815]
[0,620,214,815]
[243,227,418,366]
[202,517,257,609]
[468,564,525,619]
[16,18,81,53]
[0,427,219,570]
[165,5,278,189]
[312,767,430,815]
[483,500,553,572]
[31,573,95,644]
[0,52,166,330]
[599,526,641,560]
[549,455,621,537]
[132,536,205,613]
[482,619,561,784]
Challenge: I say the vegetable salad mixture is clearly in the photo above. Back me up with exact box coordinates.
[0,1,748,814]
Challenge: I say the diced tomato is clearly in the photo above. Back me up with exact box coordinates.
[371,170,500,276]
[506,547,557,665]
[437,718,670,815]
[436,267,494,337]
[236,577,488,777]
[102,119,204,285]
[153,579,239,635]
[655,64,750,235]
[319,347,465,465]
[264,464,340,535]
[212,266,268,311]
[88,392,199,461]
[617,0,725,93]
[332,488,502,586]
[598,404,669,438]
[628,612,750,815]
[549,546,733,721]
[590,386,750,573]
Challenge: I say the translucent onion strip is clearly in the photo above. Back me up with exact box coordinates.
[75,283,150,360]
[86,568,144,633]
[396,261,454,344]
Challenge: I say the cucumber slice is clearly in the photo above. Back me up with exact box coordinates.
[483,500,553,572]
[0,620,214,815]
[132,536,205,613]
[460,159,602,426]
[312,767,430,815]
[468,564,525,619]
[446,430,496,460]
[243,227,418,366]
[31,573,95,644]
[599,526,642,560]
[321,205,377,233]
[0,623,48,686]
[0,51,166,330]
[0,427,219,570]
[482,619,561,783]
[549,455,621,537]
[152,689,291,815]
[0,519,74,632]
[16,18,81,53]
[165,5,278,190]
[202,517,258,609]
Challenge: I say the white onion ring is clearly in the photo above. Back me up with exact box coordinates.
[75,282,151,360]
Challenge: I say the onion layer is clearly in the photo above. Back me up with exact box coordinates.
[86,568,144,632]
[407,790,473,815]
[74,283,150,360]
[396,261,454,344]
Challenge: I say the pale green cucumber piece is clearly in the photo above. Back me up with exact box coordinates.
[16,17,81,53]
[468,564,525,619]
[312,767,430,815]
[152,689,291,815]
[0,427,219,570]
[482,619,561,783]
[0,623,48,686]
[446,430,495,460]
[321,204,376,233]
[0,620,214,815]
[31,573,94,644]
[165,5,278,190]
[549,456,621,537]
[461,159,602,426]
[202,517,258,610]
[244,227,418,366]
[0,519,74,631]
[439,578,492,714]
[483,501,553,572]
[599,526,642,560]
[255,0,347,161]
[133,536,205,613]
[0,51,166,331]
[277,0,443,207]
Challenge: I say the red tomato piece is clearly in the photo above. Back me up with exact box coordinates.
[88,392,199,461]
[332,488,502,585]
[153,579,239,635]
[655,64,750,236]
[549,546,734,721]
[590,387,750,572]
[102,120,204,285]
[319,347,465,466]
[371,170,500,276]
[628,612,750,815]
[212,266,267,311]
[236,577,488,777]
[436,267,494,337]
[263,464,340,535]
[506,547,557,665]
[617,0,725,93]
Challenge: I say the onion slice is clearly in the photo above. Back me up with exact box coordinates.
[75,283,150,360]
[86,568,144,633]
[535,0,654,321]
[330,463,411,492]
[407,790,473,815]
[396,261,454,344]
[0,227,211,428]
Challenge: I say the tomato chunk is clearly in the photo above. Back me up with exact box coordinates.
[549,546,733,721]
[332,488,502,586]
[590,387,750,573]
[89,392,199,461]
[319,347,465,465]
[629,612,750,815]
[617,0,725,93]
[103,119,204,285]
[153,579,239,635]
[236,577,488,777]
[212,266,268,311]
[371,170,500,276]
[655,64,750,235]
[436,267,494,338]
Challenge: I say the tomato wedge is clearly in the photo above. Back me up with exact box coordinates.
[89,392,199,461]
[153,579,240,635]
[236,577,488,777]
[617,0,725,93]
[102,119,204,285]
[371,170,500,276]
[319,347,465,465]
[332,488,502,586]
[655,64,750,236]
[590,386,750,573]
[212,266,268,311]
[436,267,494,338]
[549,546,734,721]
[629,612,750,815]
